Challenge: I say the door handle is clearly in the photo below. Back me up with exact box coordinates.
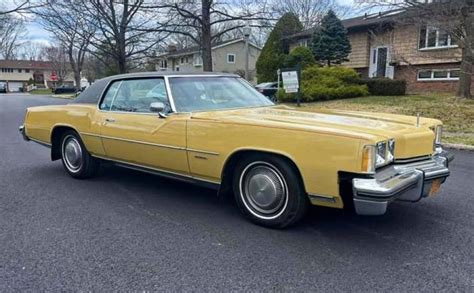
[105,118,116,123]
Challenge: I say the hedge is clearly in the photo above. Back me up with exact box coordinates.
[362,78,406,96]
[277,65,368,103]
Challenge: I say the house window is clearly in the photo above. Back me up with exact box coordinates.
[25,69,30,73]
[298,39,309,47]
[1,68,14,73]
[159,59,167,70]
[180,57,184,64]
[176,66,180,72]
[227,54,235,64]
[18,69,22,73]
[185,57,189,63]
[419,26,457,50]
[193,55,203,66]
[417,69,460,81]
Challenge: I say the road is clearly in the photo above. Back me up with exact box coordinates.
[1,93,473,291]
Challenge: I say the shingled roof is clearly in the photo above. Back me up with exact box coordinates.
[0,60,54,70]
[288,9,404,39]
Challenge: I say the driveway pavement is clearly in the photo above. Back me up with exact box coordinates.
[1,94,473,291]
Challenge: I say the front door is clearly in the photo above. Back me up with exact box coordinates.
[369,46,394,79]
[98,78,189,175]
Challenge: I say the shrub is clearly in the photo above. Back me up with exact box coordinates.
[362,78,406,96]
[277,65,368,103]
[284,46,316,69]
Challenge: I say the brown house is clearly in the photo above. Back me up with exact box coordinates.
[288,10,463,94]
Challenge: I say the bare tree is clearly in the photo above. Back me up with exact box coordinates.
[20,41,41,60]
[35,0,96,89]
[41,45,69,85]
[67,0,168,74]
[0,14,25,59]
[0,0,43,15]
[271,0,351,29]
[154,0,272,71]
[362,1,474,98]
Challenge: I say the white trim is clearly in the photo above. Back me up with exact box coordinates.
[227,53,236,64]
[419,26,458,51]
[417,68,460,81]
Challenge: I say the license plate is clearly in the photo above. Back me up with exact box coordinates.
[429,179,442,197]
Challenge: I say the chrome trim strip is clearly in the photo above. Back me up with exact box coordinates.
[29,138,52,148]
[92,154,221,187]
[100,135,186,150]
[79,132,219,155]
[308,194,337,203]
[80,132,101,138]
[164,76,177,112]
[186,148,220,156]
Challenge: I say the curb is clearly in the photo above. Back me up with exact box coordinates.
[443,143,474,151]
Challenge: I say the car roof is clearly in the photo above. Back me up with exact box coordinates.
[98,71,239,82]
[73,71,241,104]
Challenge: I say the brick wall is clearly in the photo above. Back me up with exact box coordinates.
[394,63,469,94]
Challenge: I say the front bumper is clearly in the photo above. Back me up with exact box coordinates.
[352,150,453,215]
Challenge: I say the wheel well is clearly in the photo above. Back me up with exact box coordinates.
[50,126,75,161]
[219,150,306,197]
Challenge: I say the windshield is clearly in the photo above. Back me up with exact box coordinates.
[168,76,274,112]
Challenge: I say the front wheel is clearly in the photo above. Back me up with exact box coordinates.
[60,131,99,179]
[233,154,308,228]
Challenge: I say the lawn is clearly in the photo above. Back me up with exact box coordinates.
[290,94,474,146]
[29,89,53,95]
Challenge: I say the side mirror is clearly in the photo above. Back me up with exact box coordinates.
[150,102,167,118]
[150,102,165,113]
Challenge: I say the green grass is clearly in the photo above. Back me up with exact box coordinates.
[286,94,474,146]
[29,89,52,95]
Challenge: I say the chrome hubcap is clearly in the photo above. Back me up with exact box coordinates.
[240,162,288,218]
[62,136,83,172]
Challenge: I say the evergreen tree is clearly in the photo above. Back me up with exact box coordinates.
[256,13,303,82]
[312,10,351,66]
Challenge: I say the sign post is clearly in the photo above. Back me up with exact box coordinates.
[280,64,301,106]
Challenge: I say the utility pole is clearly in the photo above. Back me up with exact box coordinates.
[243,25,251,81]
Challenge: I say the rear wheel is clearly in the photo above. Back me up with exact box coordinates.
[233,154,308,228]
[60,130,99,179]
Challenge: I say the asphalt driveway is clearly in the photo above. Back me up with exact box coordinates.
[1,94,473,291]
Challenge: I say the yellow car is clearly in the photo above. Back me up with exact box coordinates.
[19,72,453,228]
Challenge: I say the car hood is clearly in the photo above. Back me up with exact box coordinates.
[191,105,440,159]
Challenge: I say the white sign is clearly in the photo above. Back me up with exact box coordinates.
[281,71,299,93]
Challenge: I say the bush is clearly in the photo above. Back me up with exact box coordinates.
[277,65,368,103]
[363,78,406,96]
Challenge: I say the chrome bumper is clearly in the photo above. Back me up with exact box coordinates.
[352,151,453,216]
[19,125,29,141]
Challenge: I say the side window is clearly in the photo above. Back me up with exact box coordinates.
[105,78,170,113]
[99,81,121,110]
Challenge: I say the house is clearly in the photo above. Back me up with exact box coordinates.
[155,38,261,82]
[287,10,464,94]
[0,60,75,92]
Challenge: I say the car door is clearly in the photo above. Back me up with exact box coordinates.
[97,77,190,175]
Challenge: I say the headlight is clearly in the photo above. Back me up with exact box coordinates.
[362,140,395,173]
[434,125,442,146]
[376,141,386,166]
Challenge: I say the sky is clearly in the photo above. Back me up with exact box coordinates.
[6,0,360,47]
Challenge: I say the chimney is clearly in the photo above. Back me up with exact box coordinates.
[167,44,177,52]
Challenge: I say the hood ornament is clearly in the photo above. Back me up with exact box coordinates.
[416,113,420,127]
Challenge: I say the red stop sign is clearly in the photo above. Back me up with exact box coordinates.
[51,73,58,81]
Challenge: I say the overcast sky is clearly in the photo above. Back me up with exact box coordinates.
[4,0,360,47]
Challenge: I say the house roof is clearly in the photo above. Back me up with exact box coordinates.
[158,38,261,58]
[288,9,404,39]
[0,59,54,70]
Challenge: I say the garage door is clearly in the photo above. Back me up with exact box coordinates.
[7,82,23,92]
